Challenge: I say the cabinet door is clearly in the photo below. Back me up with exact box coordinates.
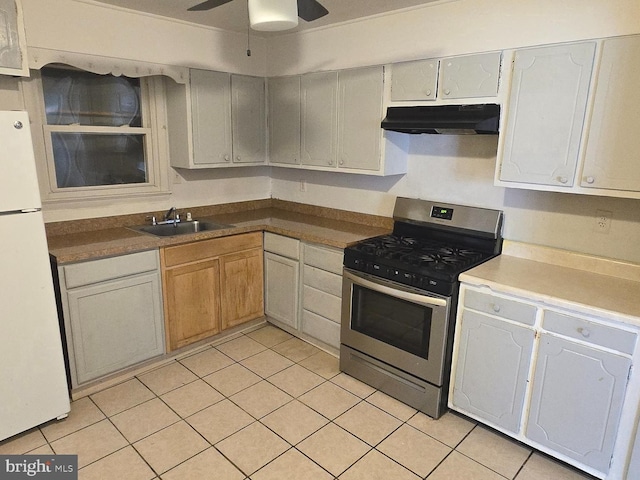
[451,310,535,433]
[232,74,267,164]
[337,66,384,171]
[164,259,221,351]
[190,69,233,165]
[301,71,338,167]
[499,42,595,186]
[581,36,640,192]
[67,272,164,384]
[390,59,438,101]
[438,52,501,99]
[264,252,299,328]
[220,247,264,330]
[526,333,630,473]
[268,76,301,165]
[0,0,27,76]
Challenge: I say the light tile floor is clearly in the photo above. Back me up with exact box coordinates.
[0,324,597,480]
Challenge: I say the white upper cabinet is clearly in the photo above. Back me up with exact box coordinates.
[0,0,28,77]
[337,66,384,171]
[166,69,266,169]
[498,42,596,187]
[232,74,267,164]
[439,52,502,99]
[268,75,301,165]
[389,52,501,103]
[580,36,640,193]
[301,71,338,168]
[190,69,232,166]
[390,59,438,101]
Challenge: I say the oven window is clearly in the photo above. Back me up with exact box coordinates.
[351,285,432,359]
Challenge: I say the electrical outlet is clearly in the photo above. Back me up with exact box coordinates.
[300,179,307,192]
[594,209,612,234]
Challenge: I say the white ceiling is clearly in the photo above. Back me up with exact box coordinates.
[91,0,445,36]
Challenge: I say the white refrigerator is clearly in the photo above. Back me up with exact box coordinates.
[0,110,70,441]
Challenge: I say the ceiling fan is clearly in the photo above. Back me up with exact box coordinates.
[188,0,329,31]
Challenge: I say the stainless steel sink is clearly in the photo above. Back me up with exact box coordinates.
[129,220,231,237]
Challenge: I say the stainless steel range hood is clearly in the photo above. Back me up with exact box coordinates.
[381,104,500,135]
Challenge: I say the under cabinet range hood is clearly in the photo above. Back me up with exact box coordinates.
[381,104,500,135]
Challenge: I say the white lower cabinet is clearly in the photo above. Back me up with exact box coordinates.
[264,233,300,329]
[58,250,165,387]
[264,233,343,352]
[451,284,639,479]
[300,243,343,351]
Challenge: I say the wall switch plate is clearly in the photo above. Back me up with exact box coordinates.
[594,209,612,234]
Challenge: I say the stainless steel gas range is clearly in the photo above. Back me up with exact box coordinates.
[340,197,503,418]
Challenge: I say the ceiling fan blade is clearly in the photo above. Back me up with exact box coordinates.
[297,0,328,22]
[187,0,234,12]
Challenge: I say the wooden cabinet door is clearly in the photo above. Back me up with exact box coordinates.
[220,247,264,330]
[231,74,267,164]
[164,258,221,351]
[499,42,595,186]
[337,66,383,171]
[190,69,232,166]
[264,252,299,328]
[67,272,164,384]
[390,59,438,101]
[451,310,535,433]
[438,52,501,99]
[581,35,640,192]
[301,71,338,167]
[526,334,630,473]
[268,76,301,165]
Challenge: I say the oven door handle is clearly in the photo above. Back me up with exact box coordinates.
[344,270,448,308]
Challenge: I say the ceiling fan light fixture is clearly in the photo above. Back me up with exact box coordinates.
[248,0,298,31]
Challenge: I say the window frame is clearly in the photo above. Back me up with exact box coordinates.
[24,67,170,203]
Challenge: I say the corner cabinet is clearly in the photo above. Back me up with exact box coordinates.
[166,69,266,169]
[451,284,639,479]
[161,232,264,351]
[0,0,28,77]
[263,232,300,329]
[272,66,408,176]
[57,250,165,387]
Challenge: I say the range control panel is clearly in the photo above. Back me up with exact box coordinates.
[431,206,454,221]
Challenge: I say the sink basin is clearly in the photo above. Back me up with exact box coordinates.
[129,220,231,237]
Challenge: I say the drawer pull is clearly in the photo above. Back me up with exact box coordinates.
[577,327,591,338]
[492,304,501,313]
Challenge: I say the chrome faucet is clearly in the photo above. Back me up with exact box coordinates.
[159,206,180,225]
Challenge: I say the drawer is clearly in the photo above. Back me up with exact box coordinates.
[543,311,637,355]
[301,309,340,349]
[302,285,341,323]
[303,265,342,297]
[464,289,537,326]
[264,232,300,260]
[64,250,159,289]
[163,232,262,267]
[304,243,343,275]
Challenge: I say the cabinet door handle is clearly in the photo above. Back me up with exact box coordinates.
[224,154,230,162]
[443,89,451,95]
[585,176,595,184]
[235,155,241,162]
[558,176,568,184]
[577,327,591,338]
[492,303,501,313]
[425,89,432,97]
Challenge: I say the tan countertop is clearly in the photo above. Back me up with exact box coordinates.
[460,241,640,323]
[47,200,392,264]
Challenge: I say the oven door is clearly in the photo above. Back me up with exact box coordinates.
[341,268,451,386]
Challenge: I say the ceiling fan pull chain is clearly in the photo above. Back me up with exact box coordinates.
[246,3,252,56]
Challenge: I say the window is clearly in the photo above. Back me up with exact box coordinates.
[27,65,168,201]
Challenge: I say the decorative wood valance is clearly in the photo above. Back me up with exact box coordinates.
[27,47,189,84]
